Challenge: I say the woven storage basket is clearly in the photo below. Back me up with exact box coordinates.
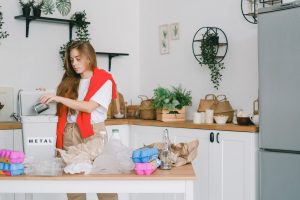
[126,105,140,119]
[138,95,156,120]
[210,95,234,123]
[197,94,216,112]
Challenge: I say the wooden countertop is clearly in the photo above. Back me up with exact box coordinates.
[0,122,22,130]
[0,119,258,133]
[105,119,259,133]
[0,164,196,180]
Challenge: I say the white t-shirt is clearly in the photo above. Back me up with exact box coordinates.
[67,79,112,124]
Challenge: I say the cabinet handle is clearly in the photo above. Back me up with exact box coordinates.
[216,132,220,143]
[210,132,214,143]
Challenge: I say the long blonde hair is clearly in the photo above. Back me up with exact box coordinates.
[56,41,97,115]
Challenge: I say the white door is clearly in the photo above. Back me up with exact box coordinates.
[213,131,258,200]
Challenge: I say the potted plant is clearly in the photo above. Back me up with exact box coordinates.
[19,0,33,16]
[0,6,9,41]
[200,31,225,90]
[153,85,192,122]
[32,0,44,17]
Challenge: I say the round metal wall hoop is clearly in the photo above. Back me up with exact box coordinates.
[241,0,258,24]
[192,27,228,64]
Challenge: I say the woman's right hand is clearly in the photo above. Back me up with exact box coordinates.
[40,94,62,104]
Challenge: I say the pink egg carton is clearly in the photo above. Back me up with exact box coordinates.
[0,149,25,164]
[134,159,161,176]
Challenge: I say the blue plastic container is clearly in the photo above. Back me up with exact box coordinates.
[132,148,159,163]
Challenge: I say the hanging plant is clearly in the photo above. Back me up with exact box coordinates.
[200,31,225,90]
[71,11,90,41]
[59,10,90,65]
[0,6,9,41]
[56,0,71,16]
[42,0,55,15]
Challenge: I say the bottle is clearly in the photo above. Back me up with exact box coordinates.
[111,128,121,140]
[160,129,172,170]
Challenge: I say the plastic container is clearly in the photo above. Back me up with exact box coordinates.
[24,157,64,176]
[0,169,24,176]
[134,159,161,175]
[0,162,24,171]
[0,149,25,163]
[132,148,159,163]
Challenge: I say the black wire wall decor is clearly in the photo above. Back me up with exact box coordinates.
[192,27,228,65]
[241,0,283,24]
[192,27,228,89]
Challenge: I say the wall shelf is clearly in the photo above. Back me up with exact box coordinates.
[192,27,228,64]
[14,15,90,41]
[95,52,129,72]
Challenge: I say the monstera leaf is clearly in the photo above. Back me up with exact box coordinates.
[56,0,71,16]
[42,0,55,15]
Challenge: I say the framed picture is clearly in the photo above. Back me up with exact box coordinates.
[159,24,169,55]
[170,23,180,40]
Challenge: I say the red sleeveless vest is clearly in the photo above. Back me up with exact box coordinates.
[56,68,117,149]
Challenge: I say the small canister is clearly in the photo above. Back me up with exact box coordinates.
[34,103,49,114]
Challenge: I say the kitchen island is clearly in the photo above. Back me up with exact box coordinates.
[0,164,196,200]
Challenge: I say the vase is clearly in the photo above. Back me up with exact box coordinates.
[33,8,41,17]
[22,7,31,17]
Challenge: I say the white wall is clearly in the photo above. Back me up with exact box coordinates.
[139,0,259,119]
[0,0,140,113]
[1,0,262,120]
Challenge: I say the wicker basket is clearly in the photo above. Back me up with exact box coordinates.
[139,95,156,120]
[126,105,140,119]
[156,107,186,122]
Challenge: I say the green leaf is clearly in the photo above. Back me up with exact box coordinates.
[56,0,71,16]
[42,0,55,15]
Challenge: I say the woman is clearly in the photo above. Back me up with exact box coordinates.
[40,41,118,200]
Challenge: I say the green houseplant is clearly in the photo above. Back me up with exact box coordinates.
[32,0,44,17]
[153,85,192,121]
[0,6,9,41]
[19,0,33,16]
[200,31,225,90]
[59,11,90,65]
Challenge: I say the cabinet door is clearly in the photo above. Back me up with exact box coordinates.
[213,131,258,200]
[170,128,213,200]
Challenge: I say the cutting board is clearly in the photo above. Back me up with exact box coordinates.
[0,87,14,121]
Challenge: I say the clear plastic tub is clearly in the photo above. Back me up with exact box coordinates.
[24,157,64,176]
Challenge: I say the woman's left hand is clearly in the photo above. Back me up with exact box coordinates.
[40,94,61,104]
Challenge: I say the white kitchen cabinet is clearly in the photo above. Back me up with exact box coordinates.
[212,131,258,200]
[130,126,258,200]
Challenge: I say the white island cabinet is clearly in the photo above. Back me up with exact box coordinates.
[130,125,258,200]
[1,124,257,200]
[0,130,20,200]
